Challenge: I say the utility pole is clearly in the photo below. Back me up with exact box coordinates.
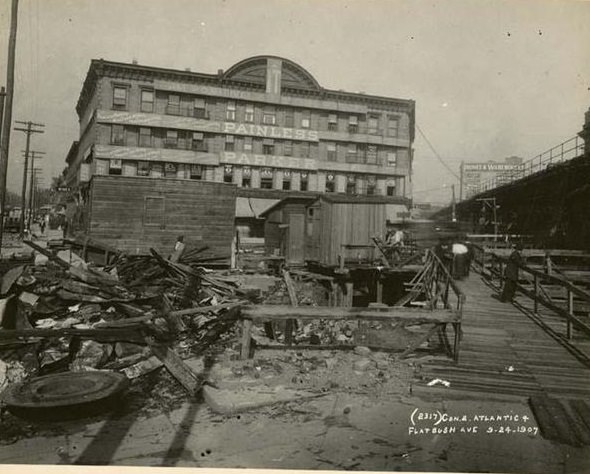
[0,0,20,251]
[14,121,44,236]
[23,150,45,230]
[32,168,43,215]
[451,184,457,222]
[0,87,5,144]
[459,161,464,201]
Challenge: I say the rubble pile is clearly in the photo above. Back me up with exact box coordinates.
[0,240,247,415]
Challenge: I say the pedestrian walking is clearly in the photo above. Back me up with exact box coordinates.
[500,243,523,302]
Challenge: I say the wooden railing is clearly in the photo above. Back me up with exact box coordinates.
[397,250,465,312]
[477,247,590,341]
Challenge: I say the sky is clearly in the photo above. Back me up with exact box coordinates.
[0,0,589,203]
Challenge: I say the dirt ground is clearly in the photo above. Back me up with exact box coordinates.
[1,343,589,473]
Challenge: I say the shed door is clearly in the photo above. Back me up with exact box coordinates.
[287,214,305,264]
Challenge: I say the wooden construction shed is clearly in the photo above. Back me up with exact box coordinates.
[305,195,395,266]
[80,176,237,260]
[261,196,318,265]
[262,194,407,267]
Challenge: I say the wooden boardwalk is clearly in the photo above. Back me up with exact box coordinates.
[414,272,590,400]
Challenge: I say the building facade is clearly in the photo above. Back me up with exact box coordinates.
[65,56,415,201]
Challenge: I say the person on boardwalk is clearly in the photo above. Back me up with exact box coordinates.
[500,243,523,302]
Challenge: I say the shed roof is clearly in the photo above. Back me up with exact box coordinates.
[236,197,280,218]
[259,196,319,218]
[313,194,409,205]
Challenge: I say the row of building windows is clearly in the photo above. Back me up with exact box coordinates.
[111,84,402,137]
[102,159,397,196]
[109,124,399,166]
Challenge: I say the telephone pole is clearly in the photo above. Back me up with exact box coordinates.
[22,150,45,230]
[14,121,44,236]
[0,0,20,250]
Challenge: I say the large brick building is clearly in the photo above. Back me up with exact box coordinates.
[64,56,415,203]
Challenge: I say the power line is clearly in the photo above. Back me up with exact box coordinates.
[416,123,460,180]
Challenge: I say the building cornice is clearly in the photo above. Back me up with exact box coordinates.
[76,58,415,119]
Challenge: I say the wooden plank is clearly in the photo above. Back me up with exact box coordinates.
[241,305,460,323]
[149,343,202,396]
[0,327,146,343]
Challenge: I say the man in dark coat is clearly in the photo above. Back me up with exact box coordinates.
[500,243,523,302]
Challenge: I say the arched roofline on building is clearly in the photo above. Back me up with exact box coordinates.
[223,55,322,91]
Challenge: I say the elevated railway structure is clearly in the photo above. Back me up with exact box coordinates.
[437,134,589,251]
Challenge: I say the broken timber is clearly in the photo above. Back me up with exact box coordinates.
[239,305,462,361]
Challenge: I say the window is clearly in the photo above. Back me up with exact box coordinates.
[387,186,396,196]
[328,113,338,131]
[386,151,397,167]
[226,101,236,121]
[242,167,251,187]
[225,135,235,152]
[300,172,309,191]
[346,177,356,195]
[325,174,335,193]
[167,94,181,115]
[245,104,255,123]
[262,107,276,125]
[108,159,122,175]
[140,90,154,113]
[112,85,128,109]
[301,110,311,129]
[300,142,310,158]
[243,136,253,152]
[263,139,274,155]
[223,165,233,183]
[145,197,165,225]
[368,114,379,134]
[139,127,152,147]
[165,130,178,148]
[260,168,273,189]
[192,132,206,151]
[194,98,207,118]
[366,178,376,195]
[387,116,399,137]
[347,144,358,163]
[164,162,177,178]
[190,164,203,180]
[282,170,292,190]
[367,145,377,164]
[285,110,294,128]
[137,161,150,177]
[111,125,125,145]
[283,140,293,156]
[126,127,139,147]
[348,115,358,133]
[326,142,336,161]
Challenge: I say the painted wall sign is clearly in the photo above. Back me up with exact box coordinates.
[220,152,317,170]
[222,122,318,141]
[463,163,522,172]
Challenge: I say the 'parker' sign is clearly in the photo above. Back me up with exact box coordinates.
[221,152,317,170]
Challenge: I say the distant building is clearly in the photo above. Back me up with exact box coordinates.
[64,56,415,204]
[460,157,523,199]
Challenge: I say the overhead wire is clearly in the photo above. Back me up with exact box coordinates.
[416,123,460,180]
